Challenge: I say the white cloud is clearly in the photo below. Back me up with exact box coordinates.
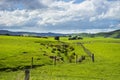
[89,0,120,21]
[41,0,55,6]
[104,4,120,20]
[0,10,30,26]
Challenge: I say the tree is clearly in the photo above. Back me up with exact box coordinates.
[55,36,60,40]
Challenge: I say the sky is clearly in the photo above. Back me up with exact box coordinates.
[0,0,120,33]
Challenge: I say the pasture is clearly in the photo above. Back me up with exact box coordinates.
[0,35,120,80]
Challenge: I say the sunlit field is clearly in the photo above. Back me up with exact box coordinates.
[0,35,120,80]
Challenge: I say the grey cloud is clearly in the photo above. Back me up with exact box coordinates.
[36,19,120,31]
[0,0,47,10]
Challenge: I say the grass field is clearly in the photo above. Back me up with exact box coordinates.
[0,35,120,80]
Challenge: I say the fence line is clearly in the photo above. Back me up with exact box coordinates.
[77,42,95,62]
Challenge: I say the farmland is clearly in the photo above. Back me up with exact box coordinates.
[0,35,120,80]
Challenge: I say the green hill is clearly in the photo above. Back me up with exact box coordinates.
[69,29,120,38]
[95,29,120,38]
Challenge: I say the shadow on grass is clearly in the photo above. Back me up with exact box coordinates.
[0,64,45,72]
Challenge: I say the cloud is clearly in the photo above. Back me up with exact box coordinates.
[0,10,29,26]
[89,0,120,21]
[0,0,56,10]
[0,0,120,33]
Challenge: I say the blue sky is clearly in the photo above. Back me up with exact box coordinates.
[0,0,120,33]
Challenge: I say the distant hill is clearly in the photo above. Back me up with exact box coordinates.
[0,30,66,37]
[0,29,120,38]
[69,29,120,38]
[95,29,120,38]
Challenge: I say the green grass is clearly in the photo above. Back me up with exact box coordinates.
[0,35,120,80]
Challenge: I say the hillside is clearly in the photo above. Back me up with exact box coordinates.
[71,29,120,38]
[95,29,120,38]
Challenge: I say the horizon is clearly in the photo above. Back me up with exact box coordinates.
[0,28,119,34]
[0,0,120,33]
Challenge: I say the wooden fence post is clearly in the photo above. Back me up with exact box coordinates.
[31,57,33,68]
[69,56,72,63]
[25,69,30,80]
[75,55,78,63]
[91,54,94,62]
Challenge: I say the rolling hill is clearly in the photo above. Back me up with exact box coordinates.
[95,29,120,38]
[71,29,120,38]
